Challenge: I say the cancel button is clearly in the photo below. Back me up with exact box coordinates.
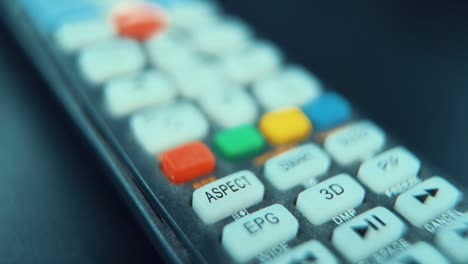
[192,170,264,224]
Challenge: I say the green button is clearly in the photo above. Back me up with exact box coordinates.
[214,125,266,160]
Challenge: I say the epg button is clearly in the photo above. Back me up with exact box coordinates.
[192,170,264,224]
[222,204,299,262]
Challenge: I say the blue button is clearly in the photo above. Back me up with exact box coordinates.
[302,92,352,131]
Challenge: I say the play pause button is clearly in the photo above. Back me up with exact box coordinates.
[332,207,407,262]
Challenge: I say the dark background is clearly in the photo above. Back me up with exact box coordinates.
[1,1,468,263]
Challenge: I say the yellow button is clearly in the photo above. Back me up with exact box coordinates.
[260,107,312,145]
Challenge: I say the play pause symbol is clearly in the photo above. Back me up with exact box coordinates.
[351,214,386,238]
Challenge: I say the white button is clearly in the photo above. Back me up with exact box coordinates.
[297,174,365,225]
[389,242,449,264]
[394,176,463,227]
[192,18,251,57]
[358,147,421,193]
[192,170,264,224]
[172,64,226,99]
[222,204,298,263]
[55,19,115,52]
[78,39,145,85]
[264,144,331,190]
[168,2,218,33]
[221,42,282,85]
[104,70,176,117]
[130,102,208,154]
[435,214,468,263]
[253,66,322,111]
[198,87,258,128]
[324,121,386,166]
[146,32,201,74]
[332,206,407,262]
[270,240,338,264]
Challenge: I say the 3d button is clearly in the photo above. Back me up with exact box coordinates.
[435,214,468,263]
[192,171,264,224]
[130,102,209,154]
[113,2,167,41]
[104,70,176,116]
[301,92,352,131]
[324,121,386,166]
[394,176,463,227]
[221,42,282,85]
[78,39,145,84]
[161,141,215,185]
[214,125,265,160]
[358,147,421,193]
[332,206,407,262]
[222,204,299,262]
[199,87,258,128]
[55,18,115,52]
[264,144,330,190]
[389,242,449,264]
[270,240,338,264]
[253,66,322,111]
[297,174,365,225]
[260,108,312,145]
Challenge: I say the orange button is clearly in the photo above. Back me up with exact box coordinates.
[113,3,167,41]
[161,141,216,185]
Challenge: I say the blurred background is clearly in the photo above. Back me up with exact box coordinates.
[1,0,468,262]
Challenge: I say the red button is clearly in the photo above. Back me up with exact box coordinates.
[113,3,167,41]
[161,141,216,185]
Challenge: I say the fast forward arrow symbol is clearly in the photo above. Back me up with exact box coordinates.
[413,188,439,204]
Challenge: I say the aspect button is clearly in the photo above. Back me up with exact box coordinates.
[192,171,264,224]
[332,206,407,262]
[113,2,167,41]
[214,125,265,160]
[161,141,215,185]
[435,214,468,263]
[260,108,312,145]
[394,176,463,227]
[264,144,330,190]
[130,102,209,154]
[324,121,386,166]
[389,242,449,264]
[297,174,365,225]
[270,240,338,264]
[358,147,421,193]
[302,92,352,131]
[222,204,299,262]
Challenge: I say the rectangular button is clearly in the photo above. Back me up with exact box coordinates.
[199,87,258,128]
[78,39,145,84]
[389,242,449,264]
[104,70,176,117]
[214,125,265,160]
[270,240,338,264]
[55,19,115,52]
[332,206,407,262]
[324,121,386,165]
[130,102,208,154]
[264,144,330,190]
[222,204,298,262]
[394,176,463,227]
[435,214,468,263]
[301,92,352,131]
[192,171,264,224]
[358,147,421,193]
[161,141,215,185]
[253,66,322,111]
[297,174,365,225]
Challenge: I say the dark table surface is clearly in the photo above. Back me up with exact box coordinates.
[1,1,468,263]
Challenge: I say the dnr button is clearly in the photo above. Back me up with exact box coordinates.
[222,204,299,262]
[192,170,264,224]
